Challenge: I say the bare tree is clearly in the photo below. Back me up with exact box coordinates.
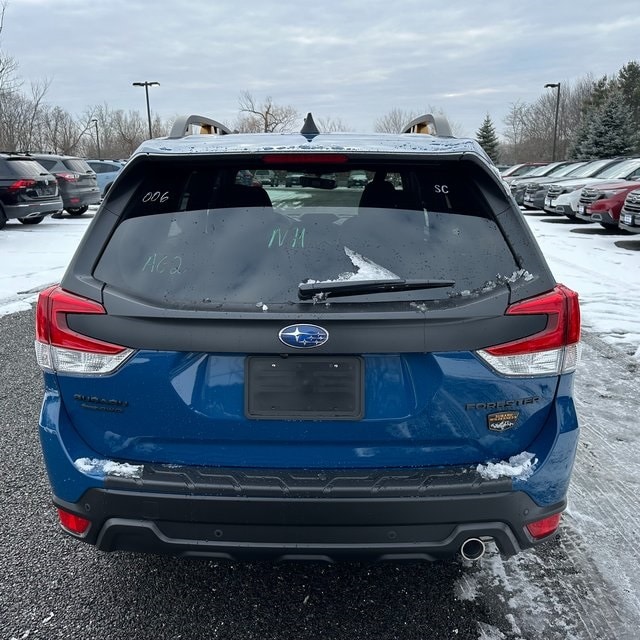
[502,100,528,162]
[113,109,147,156]
[0,1,19,96]
[236,91,299,133]
[374,108,417,134]
[375,107,465,136]
[317,116,350,132]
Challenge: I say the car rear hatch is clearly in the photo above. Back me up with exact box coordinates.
[5,158,59,202]
[40,152,577,470]
[58,158,100,204]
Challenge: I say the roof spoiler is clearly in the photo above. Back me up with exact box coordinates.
[168,115,232,139]
[402,114,453,137]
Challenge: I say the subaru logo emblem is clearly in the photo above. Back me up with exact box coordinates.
[278,324,329,349]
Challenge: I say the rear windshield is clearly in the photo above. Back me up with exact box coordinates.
[6,158,51,177]
[63,158,92,173]
[95,160,519,308]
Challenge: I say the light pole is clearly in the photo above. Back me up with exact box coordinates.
[544,82,561,162]
[132,81,160,139]
[90,118,101,159]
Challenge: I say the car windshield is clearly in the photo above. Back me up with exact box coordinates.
[551,162,587,177]
[524,164,554,177]
[564,159,618,178]
[63,158,92,173]
[597,158,640,180]
[95,162,519,308]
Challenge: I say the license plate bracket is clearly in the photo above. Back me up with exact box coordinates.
[246,356,364,420]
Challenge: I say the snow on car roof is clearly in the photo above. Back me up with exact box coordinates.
[133,131,491,161]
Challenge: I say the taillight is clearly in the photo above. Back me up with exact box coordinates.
[526,513,562,540]
[57,508,91,537]
[476,285,581,377]
[56,172,79,182]
[8,178,36,192]
[35,285,134,374]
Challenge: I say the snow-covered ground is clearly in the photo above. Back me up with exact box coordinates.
[2,205,640,361]
[2,203,640,638]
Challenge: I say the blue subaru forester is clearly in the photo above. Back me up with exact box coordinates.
[35,113,580,561]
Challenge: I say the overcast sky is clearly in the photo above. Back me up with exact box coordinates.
[2,0,640,137]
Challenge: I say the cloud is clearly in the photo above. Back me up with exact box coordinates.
[2,0,640,136]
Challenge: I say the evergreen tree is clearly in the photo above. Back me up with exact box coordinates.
[618,60,640,152]
[569,75,622,159]
[476,114,500,163]
[577,90,636,159]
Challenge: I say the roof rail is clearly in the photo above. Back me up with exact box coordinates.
[168,115,232,139]
[402,113,453,137]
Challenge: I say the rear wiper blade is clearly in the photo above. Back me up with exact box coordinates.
[298,278,455,300]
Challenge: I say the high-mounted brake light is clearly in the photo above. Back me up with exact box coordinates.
[476,285,581,377]
[262,154,348,165]
[35,285,134,374]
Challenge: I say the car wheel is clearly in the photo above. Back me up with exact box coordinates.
[600,222,619,230]
[66,205,89,216]
[18,216,44,225]
[0,206,7,230]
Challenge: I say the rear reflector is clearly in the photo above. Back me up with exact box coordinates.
[476,285,581,377]
[526,513,562,540]
[35,285,134,374]
[57,508,91,537]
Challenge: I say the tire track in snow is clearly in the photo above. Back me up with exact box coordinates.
[455,333,640,639]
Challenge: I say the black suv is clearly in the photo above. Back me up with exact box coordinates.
[30,154,101,216]
[0,153,62,228]
[35,114,581,562]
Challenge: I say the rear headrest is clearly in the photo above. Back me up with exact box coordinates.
[359,180,398,209]
[216,184,272,208]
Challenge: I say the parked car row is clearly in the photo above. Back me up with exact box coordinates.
[515,158,640,213]
[506,156,640,235]
[0,153,124,230]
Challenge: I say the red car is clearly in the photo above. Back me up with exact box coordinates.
[576,180,640,229]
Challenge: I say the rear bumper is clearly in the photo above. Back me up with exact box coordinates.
[3,198,63,220]
[53,465,565,560]
[60,187,101,208]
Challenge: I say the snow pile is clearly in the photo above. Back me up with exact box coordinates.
[74,457,143,478]
[303,246,399,285]
[476,452,537,480]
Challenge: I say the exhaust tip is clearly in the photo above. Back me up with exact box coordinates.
[460,537,486,561]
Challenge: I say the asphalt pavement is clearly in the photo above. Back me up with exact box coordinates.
[1,309,638,640]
